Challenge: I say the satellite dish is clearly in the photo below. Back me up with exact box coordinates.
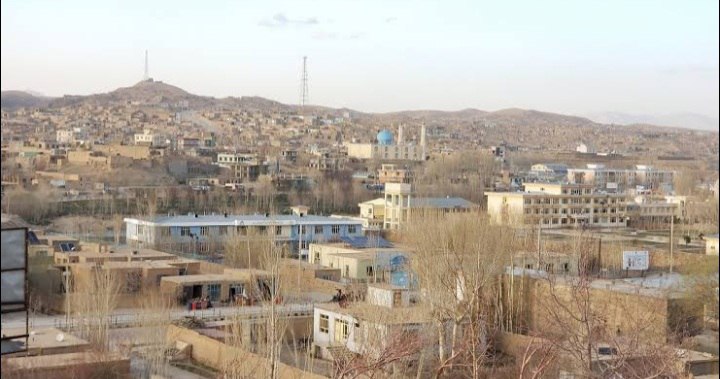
[56,333,65,342]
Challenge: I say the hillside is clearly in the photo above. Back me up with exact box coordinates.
[1,91,53,109]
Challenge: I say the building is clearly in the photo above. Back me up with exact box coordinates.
[216,152,268,182]
[309,238,409,285]
[133,130,166,147]
[312,284,430,361]
[626,195,678,229]
[124,213,364,258]
[377,163,414,184]
[160,268,273,305]
[576,142,596,154]
[507,270,704,346]
[357,198,387,230]
[529,163,568,181]
[485,182,628,228]
[346,126,427,162]
[55,129,75,144]
[706,234,719,255]
[567,164,674,193]
[380,183,476,230]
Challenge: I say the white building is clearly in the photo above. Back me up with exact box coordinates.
[312,284,431,361]
[56,129,75,144]
[706,234,719,255]
[380,183,476,230]
[576,142,595,154]
[134,130,167,147]
[485,182,628,228]
[124,213,364,258]
[567,164,674,193]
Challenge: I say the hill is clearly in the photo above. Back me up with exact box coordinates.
[1,91,53,109]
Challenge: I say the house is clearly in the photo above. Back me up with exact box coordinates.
[312,284,431,361]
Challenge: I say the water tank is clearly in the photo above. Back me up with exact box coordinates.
[376,130,394,146]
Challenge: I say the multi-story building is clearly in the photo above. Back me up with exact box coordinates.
[56,129,75,144]
[626,195,678,229]
[377,163,414,184]
[567,164,674,193]
[381,183,476,230]
[529,163,568,181]
[216,152,268,181]
[124,213,364,258]
[485,182,628,228]
[133,130,167,147]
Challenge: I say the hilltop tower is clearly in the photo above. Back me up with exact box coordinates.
[300,56,309,109]
[143,50,150,81]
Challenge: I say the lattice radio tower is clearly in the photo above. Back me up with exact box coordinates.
[300,56,309,109]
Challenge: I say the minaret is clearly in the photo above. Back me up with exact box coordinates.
[397,124,404,145]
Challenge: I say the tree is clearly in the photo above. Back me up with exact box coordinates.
[404,211,519,378]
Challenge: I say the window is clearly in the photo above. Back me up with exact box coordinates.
[344,265,350,277]
[334,319,349,341]
[199,243,209,253]
[315,225,324,234]
[258,225,267,234]
[137,225,145,235]
[237,226,247,235]
[200,226,209,236]
[348,225,357,234]
[331,225,340,234]
[300,225,307,234]
[207,283,221,301]
[275,226,283,235]
[366,266,374,276]
[301,240,309,249]
[319,314,329,333]
[181,227,191,236]
[393,291,402,306]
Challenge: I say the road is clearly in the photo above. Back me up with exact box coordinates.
[1,303,315,331]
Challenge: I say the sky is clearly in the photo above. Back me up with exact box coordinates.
[1,0,718,119]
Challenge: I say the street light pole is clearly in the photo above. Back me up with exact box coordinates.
[669,215,674,274]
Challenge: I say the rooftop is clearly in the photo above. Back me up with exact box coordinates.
[315,302,431,325]
[125,213,364,226]
[2,328,88,352]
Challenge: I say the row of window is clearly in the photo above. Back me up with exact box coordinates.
[524,197,623,205]
[172,224,356,237]
[534,217,622,225]
[524,207,622,215]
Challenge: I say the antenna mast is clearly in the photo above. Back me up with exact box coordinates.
[143,50,149,81]
[300,56,309,109]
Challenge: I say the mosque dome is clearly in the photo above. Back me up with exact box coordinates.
[376,129,394,145]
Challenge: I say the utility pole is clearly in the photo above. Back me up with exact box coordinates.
[669,215,674,274]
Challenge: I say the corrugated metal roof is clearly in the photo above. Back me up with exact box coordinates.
[125,214,364,227]
[409,197,475,209]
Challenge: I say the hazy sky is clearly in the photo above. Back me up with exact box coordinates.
[2,0,718,118]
